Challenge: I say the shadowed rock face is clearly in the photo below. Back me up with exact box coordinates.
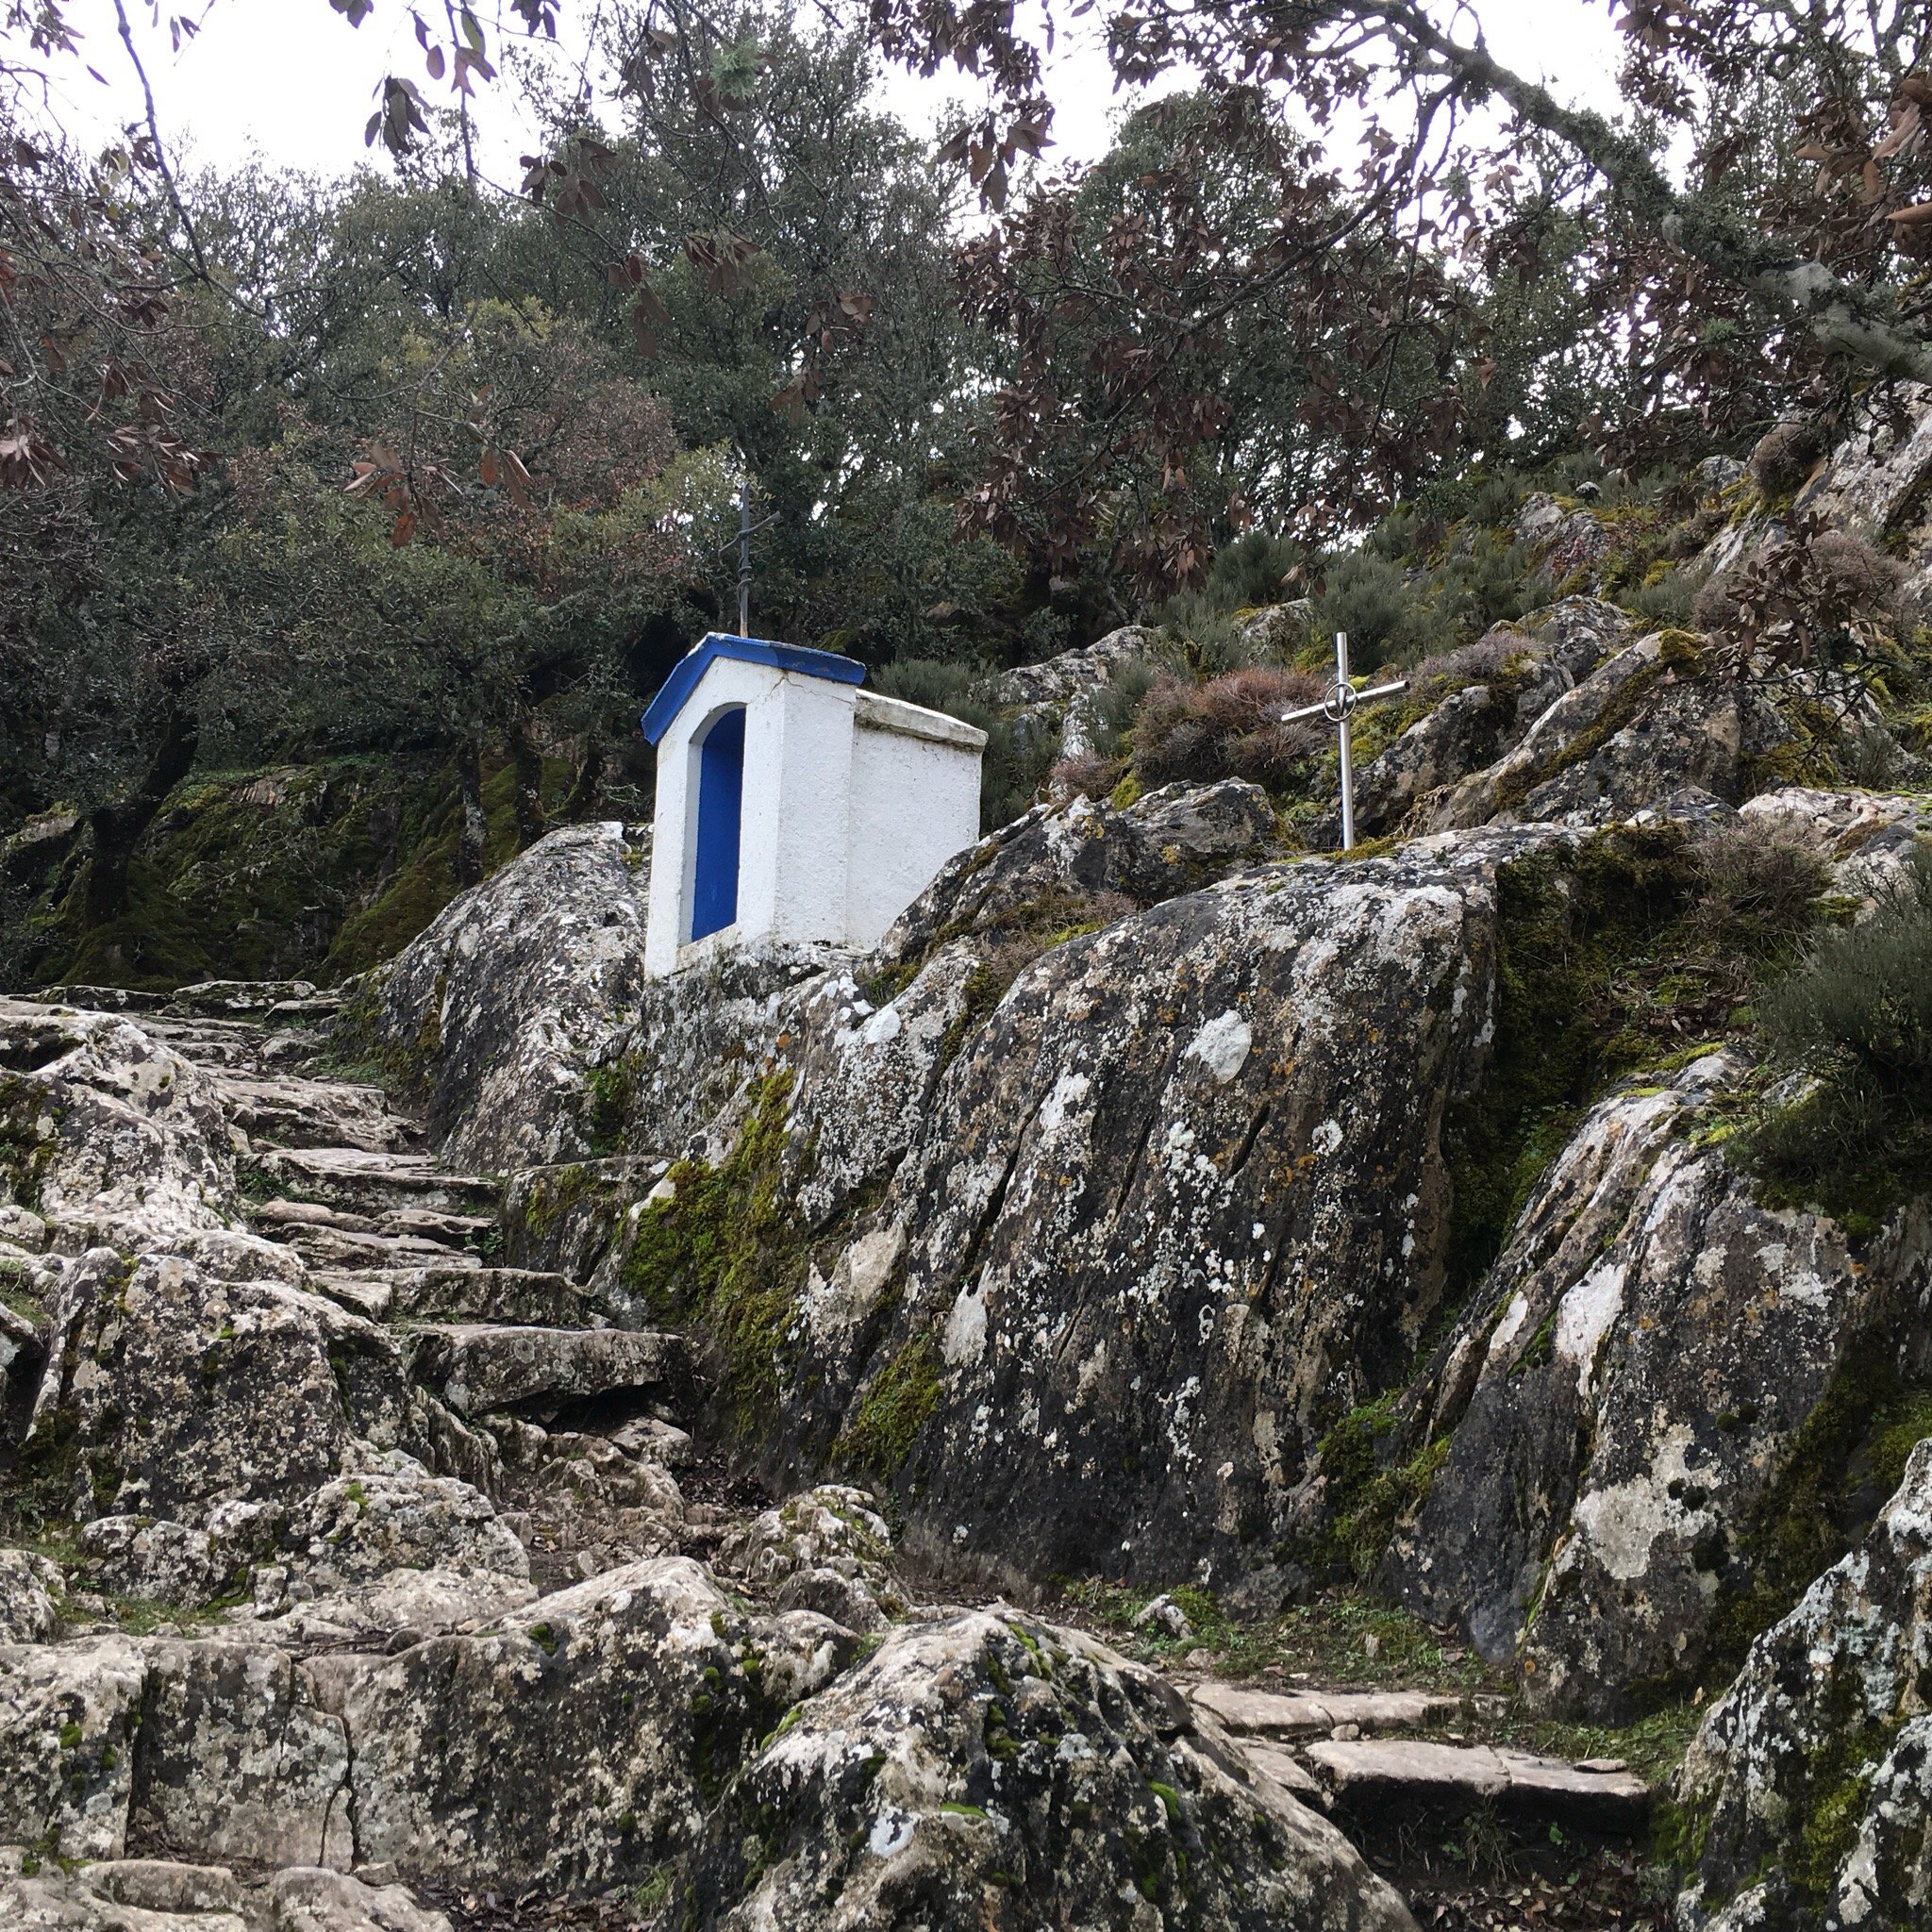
[783,831,1547,1594]
[1388,1053,1932,1720]
[1676,1440,1932,1932]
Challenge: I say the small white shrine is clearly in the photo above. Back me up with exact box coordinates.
[640,633,987,978]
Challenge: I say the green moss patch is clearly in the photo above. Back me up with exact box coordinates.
[835,1332,942,1481]
[621,1073,807,1428]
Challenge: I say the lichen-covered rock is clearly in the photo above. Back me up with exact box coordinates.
[1429,631,1789,831]
[263,1866,454,1932]
[0,1852,251,1931]
[354,823,653,1172]
[717,1486,903,1631]
[277,1472,526,1588]
[25,1251,408,1521]
[694,1609,1416,1932]
[1739,785,1932,906]
[0,1546,62,1641]
[130,1638,353,1869]
[1387,1053,1932,1718]
[1676,1439,1932,1932]
[786,831,1547,1593]
[1352,601,1633,838]
[0,1001,234,1247]
[973,625,1156,712]
[404,1322,689,1421]
[78,1516,239,1607]
[334,1557,758,1891]
[0,1634,147,1857]
[879,780,1276,969]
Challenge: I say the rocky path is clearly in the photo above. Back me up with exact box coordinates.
[3,976,1671,1931]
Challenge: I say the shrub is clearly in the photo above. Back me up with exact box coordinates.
[1683,819,1831,961]
[1129,666,1326,791]
[1742,848,1932,1221]
[1204,530,1305,610]
[1309,551,1421,671]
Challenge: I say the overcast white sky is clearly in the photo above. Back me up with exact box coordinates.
[40,0,1629,185]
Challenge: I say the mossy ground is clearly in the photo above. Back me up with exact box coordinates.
[17,747,575,992]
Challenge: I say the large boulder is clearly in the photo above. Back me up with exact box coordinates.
[0,1635,147,1858]
[695,1608,1416,1932]
[24,1250,408,1523]
[0,1001,234,1249]
[880,780,1277,969]
[1676,1438,1932,1931]
[128,1638,354,1869]
[1429,630,1792,831]
[0,1547,61,1641]
[1386,1053,1932,1718]
[1351,600,1634,838]
[350,823,653,1172]
[767,829,1551,1595]
[333,1556,758,1891]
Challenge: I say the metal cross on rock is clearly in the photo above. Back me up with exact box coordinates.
[1281,632,1409,850]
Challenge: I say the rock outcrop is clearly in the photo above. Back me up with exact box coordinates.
[1676,1439,1932,1931]
[349,822,653,1171]
[697,1608,1417,1932]
[1388,1051,1932,1718]
[774,830,1543,1593]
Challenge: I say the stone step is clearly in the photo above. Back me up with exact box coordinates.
[257,1146,500,1219]
[1302,1739,1649,1837]
[1190,1683,1459,1740]
[31,985,171,1013]
[164,978,324,1017]
[141,1015,284,1070]
[214,1073,415,1154]
[380,1206,494,1248]
[407,1323,691,1418]
[381,1265,596,1328]
[282,1224,475,1272]
[249,1198,489,1253]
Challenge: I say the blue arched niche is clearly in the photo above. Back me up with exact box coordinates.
[690,707,746,942]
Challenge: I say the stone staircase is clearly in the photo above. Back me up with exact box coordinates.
[37,978,693,1493]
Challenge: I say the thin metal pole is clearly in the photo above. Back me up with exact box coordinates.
[737,475,752,638]
[1335,631,1355,851]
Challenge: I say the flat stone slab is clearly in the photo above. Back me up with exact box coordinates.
[260,1146,500,1217]
[408,1323,690,1416]
[1235,1738,1326,1807]
[386,1266,598,1328]
[1304,1739,1649,1834]
[1190,1683,1458,1739]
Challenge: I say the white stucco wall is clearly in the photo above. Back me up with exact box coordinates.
[644,659,985,976]
[845,692,986,949]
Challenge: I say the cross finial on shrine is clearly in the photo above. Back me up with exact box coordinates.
[1281,633,1408,850]
[721,467,779,638]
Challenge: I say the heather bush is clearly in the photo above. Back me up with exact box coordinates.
[1742,847,1932,1223]
[1129,666,1326,791]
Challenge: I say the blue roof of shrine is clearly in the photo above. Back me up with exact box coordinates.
[639,632,866,745]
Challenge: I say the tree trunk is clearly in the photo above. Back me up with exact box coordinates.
[83,704,199,927]
[559,734,605,823]
[456,733,487,889]
[510,711,546,849]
